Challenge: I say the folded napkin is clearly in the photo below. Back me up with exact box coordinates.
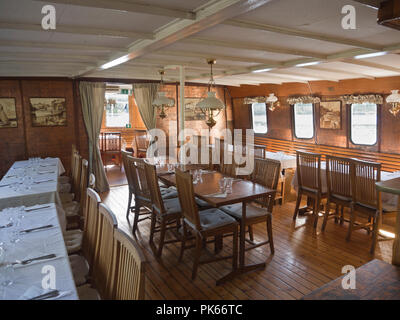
[13,255,63,269]
[24,204,52,212]
[204,192,227,198]
[18,286,72,300]
[200,170,216,174]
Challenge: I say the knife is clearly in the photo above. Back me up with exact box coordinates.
[13,254,57,266]
[20,224,54,233]
[29,290,60,300]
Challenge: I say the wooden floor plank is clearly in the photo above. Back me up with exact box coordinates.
[100,185,393,300]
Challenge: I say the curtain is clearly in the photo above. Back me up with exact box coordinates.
[133,83,159,130]
[79,81,109,193]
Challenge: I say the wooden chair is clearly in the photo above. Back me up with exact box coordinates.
[347,159,397,253]
[92,203,118,300]
[144,161,182,257]
[72,153,83,195]
[221,158,280,255]
[129,156,153,234]
[110,229,146,300]
[82,188,101,267]
[135,134,148,158]
[293,151,327,228]
[175,169,239,280]
[59,144,77,185]
[100,132,122,171]
[321,155,354,231]
[121,150,134,219]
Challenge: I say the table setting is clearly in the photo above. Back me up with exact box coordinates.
[0,203,78,300]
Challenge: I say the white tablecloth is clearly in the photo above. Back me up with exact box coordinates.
[291,161,400,207]
[0,158,64,210]
[0,203,78,300]
[265,151,297,170]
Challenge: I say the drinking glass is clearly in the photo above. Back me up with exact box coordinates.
[218,178,226,193]
[167,163,174,173]
[225,177,233,194]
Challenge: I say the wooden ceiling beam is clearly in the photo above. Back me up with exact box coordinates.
[0,22,154,39]
[223,19,383,51]
[77,0,273,77]
[33,0,196,20]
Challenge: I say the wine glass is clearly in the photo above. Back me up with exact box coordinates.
[0,246,14,287]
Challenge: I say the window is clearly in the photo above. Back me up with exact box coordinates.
[351,103,377,145]
[293,103,314,139]
[251,103,268,134]
[104,92,130,127]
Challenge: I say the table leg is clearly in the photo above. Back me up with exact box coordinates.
[392,196,400,266]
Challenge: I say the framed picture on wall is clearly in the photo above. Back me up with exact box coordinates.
[319,100,341,129]
[0,98,17,128]
[29,98,67,127]
[184,97,206,121]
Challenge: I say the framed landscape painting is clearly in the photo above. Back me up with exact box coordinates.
[30,98,67,127]
[0,98,17,128]
[319,101,341,129]
[184,97,206,121]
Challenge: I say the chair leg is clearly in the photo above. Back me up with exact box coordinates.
[334,205,339,224]
[179,223,187,262]
[340,206,344,225]
[132,204,140,234]
[232,227,238,270]
[126,192,132,220]
[313,197,320,229]
[149,211,156,245]
[248,225,254,242]
[370,211,380,254]
[367,216,372,235]
[157,218,167,257]
[321,199,331,231]
[192,234,203,280]
[346,204,356,241]
[293,191,302,220]
[266,214,274,254]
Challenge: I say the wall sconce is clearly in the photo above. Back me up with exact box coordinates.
[386,90,400,116]
[266,93,279,111]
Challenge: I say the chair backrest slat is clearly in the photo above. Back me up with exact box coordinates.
[122,151,134,192]
[251,158,281,209]
[326,155,353,198]
[111,229,146,300]
[78,159,89,215]
[296,151,322,191]
[143,161,165,215]
[92,203,118,300]
[352,159,381,208]
[175,169,201,230]
[82,188,101,267]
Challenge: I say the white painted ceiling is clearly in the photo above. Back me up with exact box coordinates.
[0,0,399,86]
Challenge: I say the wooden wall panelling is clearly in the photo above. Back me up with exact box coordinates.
[0,80,26,177]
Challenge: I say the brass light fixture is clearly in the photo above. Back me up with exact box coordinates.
[196,59,225,128]
[266,93,279,111]
[386,90,400,116]
[153,70,174,119]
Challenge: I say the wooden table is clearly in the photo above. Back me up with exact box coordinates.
[376,177,400,266]
[158,170,275,284]
[303,259,400,300]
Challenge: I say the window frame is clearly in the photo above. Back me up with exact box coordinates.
[104,92,131,129]
[292,103,315,140]
[349,102,378,146]
[250,102,268,135]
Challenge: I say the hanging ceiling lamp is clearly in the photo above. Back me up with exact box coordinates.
[386,90,400,116]
[153,70,175,119]
[266,93,279,111]
[196,59,225,128]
